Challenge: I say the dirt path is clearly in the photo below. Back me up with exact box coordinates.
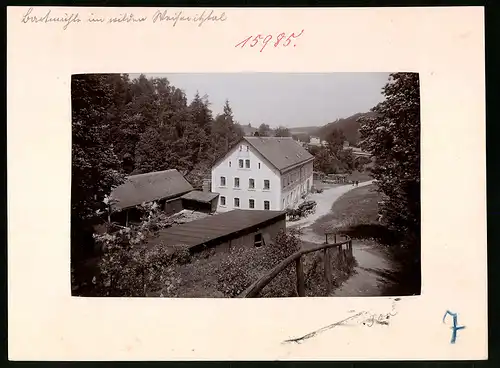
[332,241,398,296]
[290,181,398,297]
[287,180,374,229]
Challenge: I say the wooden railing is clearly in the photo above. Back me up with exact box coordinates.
[238,233,353,298]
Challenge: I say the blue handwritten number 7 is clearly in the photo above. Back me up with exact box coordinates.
[442,310,465,344]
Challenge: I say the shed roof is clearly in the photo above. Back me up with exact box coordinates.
[151,209,285,249]
[109,169,193,211]
[181,190,219,203]
[243,136,314,172]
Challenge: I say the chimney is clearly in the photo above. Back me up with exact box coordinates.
[202,179,211,193]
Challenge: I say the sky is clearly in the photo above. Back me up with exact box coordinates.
[130,73,390,129]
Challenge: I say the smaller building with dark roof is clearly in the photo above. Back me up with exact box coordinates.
[180,190,220,214]
[149,209,286,253]
[108,169,194,225]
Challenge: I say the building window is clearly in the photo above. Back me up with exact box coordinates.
[245,159,250,168]
[264,201,270,210]
[249,178,255,189]
[239,145,242,151]
[234,177,240,188]
[254,233,263,247]
[264,179,270,190]
[258,163,261,169]
[234,197,240,207]
[220,176,226,186]
[246,145,249,151]
[220,196,226,206]
[239,159,244,168]
[229,161,231,167]
[249,199,255,208]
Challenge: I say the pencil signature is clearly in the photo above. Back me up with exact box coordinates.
[283,298,400,344]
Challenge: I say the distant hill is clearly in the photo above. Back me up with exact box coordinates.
[289,126,321,136]
[316,112,377,146]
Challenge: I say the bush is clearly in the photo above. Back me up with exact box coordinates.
[215,247,255,297]
[214,229,301,298]
[96,243,190,297]
[89,201,189,296]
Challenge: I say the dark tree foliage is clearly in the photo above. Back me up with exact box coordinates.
[274,126,291,137]
[308,128,354,174]
[71,74,125,257]
[258,123,271,137]
[358,73,421,295]
[359,72,420,246]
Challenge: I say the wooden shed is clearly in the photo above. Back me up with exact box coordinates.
[180,190,220,214]
[108,169,194,225]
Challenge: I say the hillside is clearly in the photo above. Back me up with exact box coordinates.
[289,126,321,136]
[316,112,377,146]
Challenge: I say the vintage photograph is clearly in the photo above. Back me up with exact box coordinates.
[71,72,421,298]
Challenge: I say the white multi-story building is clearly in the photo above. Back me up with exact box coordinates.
[211,136,314,212]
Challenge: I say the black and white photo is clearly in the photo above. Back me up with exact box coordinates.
[71,72,421,298]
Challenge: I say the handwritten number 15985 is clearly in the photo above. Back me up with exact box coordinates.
[235,30,304,52]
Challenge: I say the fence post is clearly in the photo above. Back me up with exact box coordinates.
[295,255,305,297]
[324,248,332,294]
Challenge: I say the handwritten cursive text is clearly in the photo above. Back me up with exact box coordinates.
[21,7,81,30]
[20,8,228,30]
[152,9,227,27]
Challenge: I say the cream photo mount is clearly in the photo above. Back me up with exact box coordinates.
[7,6,486,361]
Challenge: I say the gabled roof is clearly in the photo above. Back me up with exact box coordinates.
[109,169,193,211]
[243,136,314,172]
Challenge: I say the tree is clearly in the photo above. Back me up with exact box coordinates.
[133,127,168,173]
[326,128,346,151]
[258,123,271,137]
[71,74,125,257]
[211,99,243,157]
[359,72,420,245]
[274,126,291,137]
[189,92,213,133]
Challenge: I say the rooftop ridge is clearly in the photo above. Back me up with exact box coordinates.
[126,169,178,180]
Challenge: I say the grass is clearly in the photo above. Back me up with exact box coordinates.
[312,184,379,233]
[311,184,397,245]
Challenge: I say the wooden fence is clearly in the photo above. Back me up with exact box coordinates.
[238,233,353,298]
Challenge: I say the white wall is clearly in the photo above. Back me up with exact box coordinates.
[281,161,314,209]
[211,142,282,212]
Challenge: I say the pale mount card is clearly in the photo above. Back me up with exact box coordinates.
[7,6,486,361]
